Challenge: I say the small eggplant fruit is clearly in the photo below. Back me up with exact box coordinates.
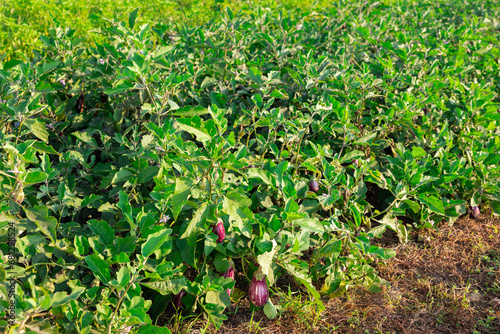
[308,180,319,193]
[12,186,24,204]
[221,266,235,297]
[76,94,85,113]
[213,218,225,243]
[249,267,268,307]
[470,205,480,219]
[173,290,185,308]
[100,91,108,103]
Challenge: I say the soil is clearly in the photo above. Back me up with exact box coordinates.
[166,211,500,333]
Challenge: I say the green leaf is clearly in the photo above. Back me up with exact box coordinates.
[87,219,114,245]
[203,302,227,329]
[491,201,500,216]
[104,81,134,95]
[212,253,229,273]
[74,235,89,257]
[71,131,97,146]
[208,104,228,133]
[350,203,362,228]
[42,61,60,73]
[98,202,118,214]
[471,191,481,207]
[112,168,134,184]
[402,200,421,213]
[226,7,233,20]
[377,213,407,243]
[247,168,275,187]
[411,146,427,159]
[397,223,408,243]
[248,67,263,84]
[129,8,140,29]
[24,206,57,243]
[82,194,103,208]
[117,266,131,287]
[176,116,213,143]
[176,203,209,268]
[224,131,235,146]
[417,194,445,215]
[50,280,86,308]
[368,245,396,259]
[31,141,59,155]
[251,93,263,109]
[112,236,136,254]
[294,218,324,234]
[341,150,364,163]
[172,105,209,117]
[24,171,48,184]
[257,240,277,277]
[0,266,6,282]
[313,239,342,261]
[353,132,377,145]
[205,289,231,309]
[85,254,110,285]
[367,224,386,238]
[172,178,193,220]
[136,324,173,334]
[263,300,277,319]
[321,271,342,295]
[3,59,24,70]
[270,89,288,99]
[204,233,218,256]
[201,76,217,89]
[223,190,253,238]
[24,119,49,143]
[138,166,159,183]
[118,191,135,226]
[140,277,187,296]
[141,228,172,258]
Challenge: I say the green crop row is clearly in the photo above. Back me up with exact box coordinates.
[0,0,333,61]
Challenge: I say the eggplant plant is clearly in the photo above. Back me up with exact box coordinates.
[0,1,499,333]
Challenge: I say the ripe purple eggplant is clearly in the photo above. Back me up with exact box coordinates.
[309,180,319,193]
[249,267,268,307]
[213,218,225,243]
[173,290,185,308]
[470,205,480,218]
[221,266,235,297]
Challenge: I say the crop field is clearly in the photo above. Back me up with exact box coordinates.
[0,0,499,333]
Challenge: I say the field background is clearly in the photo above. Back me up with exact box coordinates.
[1,0,499,333]
[0,0,333,61]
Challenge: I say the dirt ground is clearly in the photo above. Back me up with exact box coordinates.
[167,211,500,334]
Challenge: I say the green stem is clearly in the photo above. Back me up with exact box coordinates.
[241,257,248,280]
[293,114,315,178]
[246,127,257,149]
[107,282,133,334]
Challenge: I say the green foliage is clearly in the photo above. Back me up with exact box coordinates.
[1,0,500,332]
[0,0,221,61]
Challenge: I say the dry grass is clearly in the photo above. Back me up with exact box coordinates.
[165,211,500,333]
